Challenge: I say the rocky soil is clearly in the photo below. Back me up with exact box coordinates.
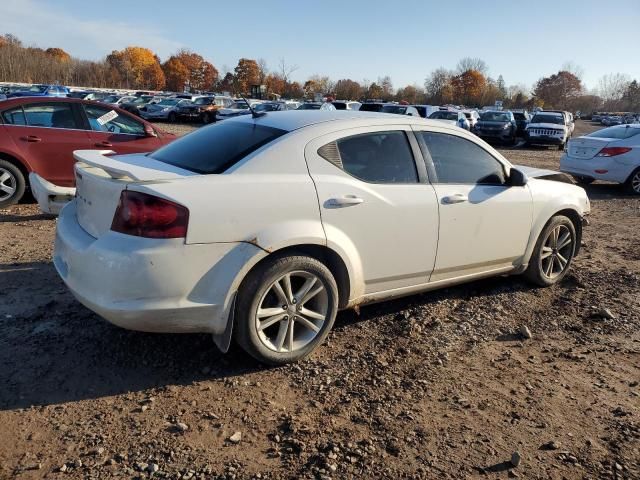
[0,120,638,479]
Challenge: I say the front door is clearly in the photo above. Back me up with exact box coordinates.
[305,126,439,296]
[80,103,163,154]
[413,127,533,282]
[1,101,92,186]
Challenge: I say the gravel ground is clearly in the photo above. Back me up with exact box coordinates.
[0,120,638,480]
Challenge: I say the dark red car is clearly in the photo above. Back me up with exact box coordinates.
[0,97,175,212]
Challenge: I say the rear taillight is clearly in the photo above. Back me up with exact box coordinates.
[111,191,188,239]
[596,147,632,157]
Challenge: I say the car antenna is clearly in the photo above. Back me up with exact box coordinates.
[240,94,265,119]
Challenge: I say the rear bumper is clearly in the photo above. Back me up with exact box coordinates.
[29,173,75,215]
[559,154,633,183]
[54,201,261,334]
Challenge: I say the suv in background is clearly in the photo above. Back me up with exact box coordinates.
[428,110,470,130]
[525,111,569,150]
[462,110,480,129]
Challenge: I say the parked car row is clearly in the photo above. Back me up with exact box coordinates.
[591,112,640,126]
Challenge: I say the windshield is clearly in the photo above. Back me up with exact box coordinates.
[103,95,120,103]
[194,97,213,105]
[587,126,640,140]
[28,85,48,93]
[229,102,249,109]
[480,112,510,122]
[150,122,287,174]
[429,111,458,120]
[158,99,180,106]
[381,105,407,114]
[254,103,281,112]
[513,112,527,120]
[531,114,563,125]
[464,112,472,119]
[297,103,321,110]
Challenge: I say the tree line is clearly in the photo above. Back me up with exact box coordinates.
[1,34,639,112]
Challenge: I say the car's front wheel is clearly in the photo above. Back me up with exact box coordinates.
[168,112,177,123]
[524,215,576,287]
[235,254,339,365]
[0,160,26,208]
[625,168,640,195]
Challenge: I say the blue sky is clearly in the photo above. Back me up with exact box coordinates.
[1,0,639,92]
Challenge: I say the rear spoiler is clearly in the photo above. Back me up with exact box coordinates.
[73,150,191,181]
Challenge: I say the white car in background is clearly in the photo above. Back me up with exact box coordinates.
[462,110,480,129]
[332,101,361,111]
[525,111,569,150]
[428,110,470,130]
[560,124,640,194]
[54,111,590,365]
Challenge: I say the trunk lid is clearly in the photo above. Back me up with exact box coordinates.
[73,150,194,238]
[567,137,611,159]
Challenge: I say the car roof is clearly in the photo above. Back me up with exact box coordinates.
[228,110,437,132]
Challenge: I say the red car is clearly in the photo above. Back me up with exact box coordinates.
[0,97,175,212]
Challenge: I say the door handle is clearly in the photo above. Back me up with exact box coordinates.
[326,195,364,208]
[95,142,113,147]
[442,194,468,204]
[22,135,41,143]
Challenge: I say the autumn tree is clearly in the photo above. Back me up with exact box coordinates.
[107,46,165,90]
[496,75,507,99]
[334,79,362,100]
[622,80,640,112]
[395,85,423,104]
[217,72,235,93]
[598,73,631,109]
[365,82,384,100]
[532,71,582,109]
[45,48,70,62]
[265,73,286,96]
[451,69,486,106]
[424,68,453,104]
[378,75,394,99]
[456,57,488,76]
[162,49,217,92]
[234,58,260,94]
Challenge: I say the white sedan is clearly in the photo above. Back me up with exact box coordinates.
[54,111,590,364]
[560,124,640,194]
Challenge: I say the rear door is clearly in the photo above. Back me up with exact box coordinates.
[413,127,532,282]
[80,103,164,154]
[1,101,92,186]
[305,125,439,294]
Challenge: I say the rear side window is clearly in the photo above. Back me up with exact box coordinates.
[324,131,418,184]
[22,102,78,129]
[587,126,640,140]
[150,122,287,174]
[2,107,27,125]
[419,132,506,185]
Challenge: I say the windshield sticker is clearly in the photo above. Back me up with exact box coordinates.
[97,110,119,126]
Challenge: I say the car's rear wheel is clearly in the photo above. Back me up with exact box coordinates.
[625,168,640,195]
[524,215,576,287]
[235,254,339,365]
[201,112,211,124]
[0,160,26,208]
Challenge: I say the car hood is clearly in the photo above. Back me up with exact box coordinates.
[515,165,573,183]
[476,120,510,127]
[527,122,566,130]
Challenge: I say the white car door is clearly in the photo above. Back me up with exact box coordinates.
[305,126,439,295]
[413,127,533,282]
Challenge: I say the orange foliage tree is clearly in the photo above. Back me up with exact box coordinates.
[106,46,165,90]
[234,58,260,95]
[451,69,486,106]
[162,49,218,92]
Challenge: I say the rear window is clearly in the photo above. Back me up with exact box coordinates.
[587,126,640,140]
[149,121,287,174]
[359,103,383,112]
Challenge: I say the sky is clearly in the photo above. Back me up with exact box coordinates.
[1,0,639,92]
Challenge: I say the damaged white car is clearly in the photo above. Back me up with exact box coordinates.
[54,111,590,364]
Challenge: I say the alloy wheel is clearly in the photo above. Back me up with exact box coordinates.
[0,167,17,202]
[632,171,640,194]
[540,224,573,279]
[255,271,328,353]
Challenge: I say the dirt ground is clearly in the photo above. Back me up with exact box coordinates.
[0,120,638,480]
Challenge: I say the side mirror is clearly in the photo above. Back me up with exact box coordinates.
[508,168,528,187]
[144,124,158,137]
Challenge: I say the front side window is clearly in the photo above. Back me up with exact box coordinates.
[23,102,78,129]
[419,132,506,185]
[329,131,418,184]
[150,122,287,174]
[83,104,145,135]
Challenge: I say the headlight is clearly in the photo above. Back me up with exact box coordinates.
[503,124,511,129]
[162,107,170,112]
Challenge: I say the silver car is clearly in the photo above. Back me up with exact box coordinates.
[140,98,192,122]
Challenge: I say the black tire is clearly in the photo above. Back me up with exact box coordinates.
[524,215,576,287]
[625,168,640,195]
[201,112,211,124]
[234,254,339,365]
[168,112,177,123]
[572,176,594,185]
[0,159,26,208]
[558,142,565,151]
